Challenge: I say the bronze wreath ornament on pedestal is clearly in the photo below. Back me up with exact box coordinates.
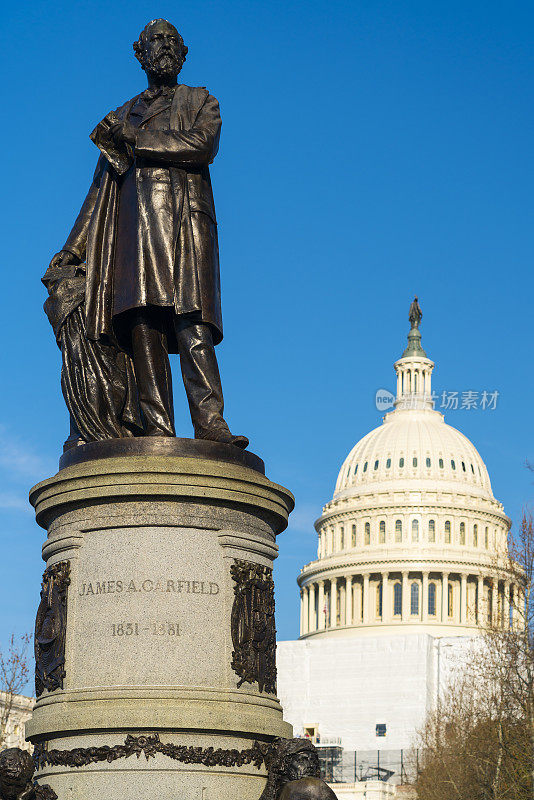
[230,560,277,694]
[34,562,70,697]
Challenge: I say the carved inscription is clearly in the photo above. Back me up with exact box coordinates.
[35,561,70,697]
[78,578,219,597]
[110,622,180,636]
[230,559,277,694]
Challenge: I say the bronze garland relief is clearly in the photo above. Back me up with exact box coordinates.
[34,735,267,771]
[34,562,70,697]
[230,559,277,694]
[32,737,336,800]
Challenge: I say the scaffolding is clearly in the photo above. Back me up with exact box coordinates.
[320,748,416,785]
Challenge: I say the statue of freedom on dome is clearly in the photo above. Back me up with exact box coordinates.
[45,19,248,451]
[408,295,423,329]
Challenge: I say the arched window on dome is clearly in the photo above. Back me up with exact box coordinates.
[412,519,419,542]
[354,463,358,476]
[462,461,466,472]
[364,522,370,545]
[379,521,386,543]
[473,524,478,547]
[330,527,335,553]
[445,520,451,543]
[351,524,356,547]
[410,582,419,615]
[399,457,405,468]
[448,582,453,617]
[485,527,489,548]
[471,464,475,474]
[386,458,391,469]
[428,519,436,542]
[426,457,431,468]
[460,522,466,545]
[439,458,444,469]
[363,462,368,472]
[374,460,379,471]
[451,459,456,470]
[340,526,345,549]
[376,582,383,618]
[395,520,402,542]
[393,583,402,616]
[413,457,418,468]
[428,583,436,616]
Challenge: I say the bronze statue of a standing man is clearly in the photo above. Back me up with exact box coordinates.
[49,19,248,448]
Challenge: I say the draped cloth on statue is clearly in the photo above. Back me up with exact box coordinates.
[42,264,142,442]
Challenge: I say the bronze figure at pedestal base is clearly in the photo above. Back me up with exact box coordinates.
[260,739,338,800]
[0,749,57,800]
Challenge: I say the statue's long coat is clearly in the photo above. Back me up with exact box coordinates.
[63,84,223,351]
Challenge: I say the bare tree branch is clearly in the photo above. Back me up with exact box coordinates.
[412,509,534,800]
[0,632,32,748]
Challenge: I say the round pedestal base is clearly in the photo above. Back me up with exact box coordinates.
[28,440,294,799]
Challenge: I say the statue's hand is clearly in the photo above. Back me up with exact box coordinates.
[110,120,136,147]
[49,250,81,270]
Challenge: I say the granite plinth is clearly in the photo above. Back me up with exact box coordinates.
[28,439,294,799]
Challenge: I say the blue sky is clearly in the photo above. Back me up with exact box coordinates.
[1,0,533,683]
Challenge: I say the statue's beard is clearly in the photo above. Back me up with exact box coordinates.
[142,50,183,81]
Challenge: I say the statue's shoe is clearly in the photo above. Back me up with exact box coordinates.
[196,428,249,450]
[228,434,249,450]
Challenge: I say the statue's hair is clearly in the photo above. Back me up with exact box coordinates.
[259,738,320,800]
[133,19,188,64]
[0,747,34,783]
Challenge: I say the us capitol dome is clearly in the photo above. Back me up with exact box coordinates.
[276,299,518,792]
[298,299,512,638]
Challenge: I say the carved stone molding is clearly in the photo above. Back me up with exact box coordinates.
[34,734,268,770]
[35,561,71,697]
[230,559,277,694]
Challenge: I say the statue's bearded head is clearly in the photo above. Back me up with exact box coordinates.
[133,19,188,82]
[0,748,34,794]
[285,746,319,782]
[259,738,321,800]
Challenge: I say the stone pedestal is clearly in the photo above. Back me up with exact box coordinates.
[27,439,294,800]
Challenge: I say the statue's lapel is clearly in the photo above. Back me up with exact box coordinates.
[138,95,173,127]
[170,85,209,131]
[170,84,189,130]
[120,96,140,120]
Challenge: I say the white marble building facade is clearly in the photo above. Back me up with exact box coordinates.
[0,691,34,751]
[276,310,515,791]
